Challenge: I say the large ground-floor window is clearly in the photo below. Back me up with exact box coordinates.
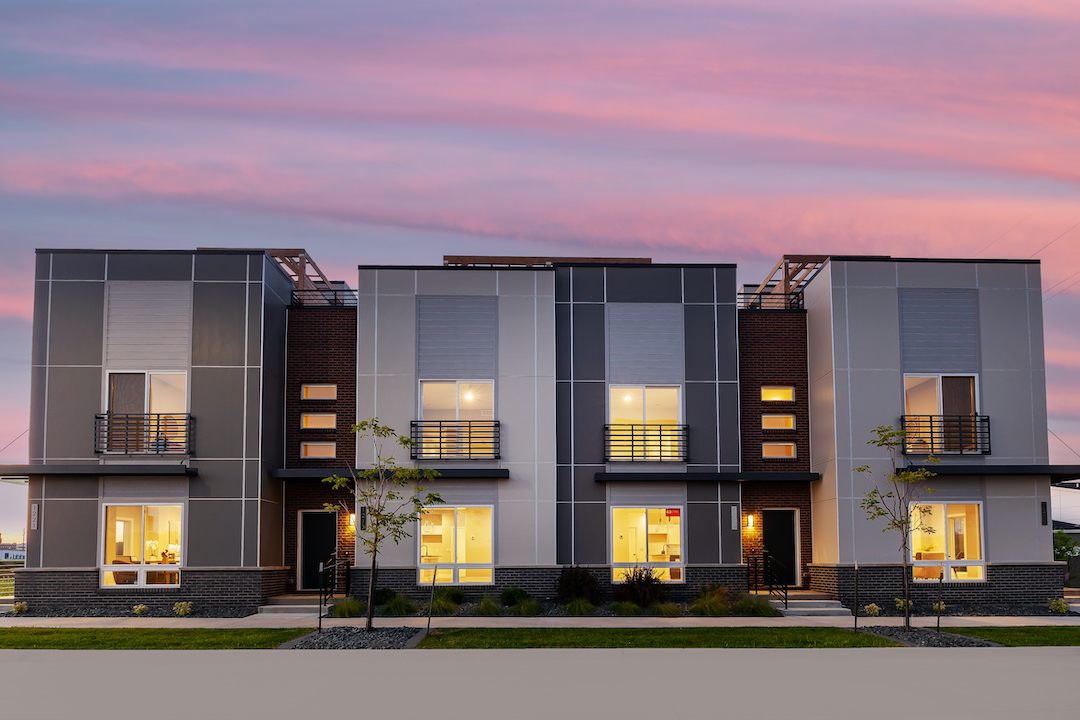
[418,506,493,584]
[611,507,683,582]
[102,504,183,586]
[910,502,984,581]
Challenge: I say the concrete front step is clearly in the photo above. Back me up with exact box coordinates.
[771,599,853,617]
[0,603,12,614]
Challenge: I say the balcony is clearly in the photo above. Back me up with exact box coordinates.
[737,292,803,310]
[900,415,991,455]
[605,424,688,462]
[95,414,194,455]
[410,421,501,460]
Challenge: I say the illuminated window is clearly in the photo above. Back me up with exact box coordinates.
[301,413,336,429]
[611,507,683,582]
[762,414,795,430]
[104,372,189,453]
[903,375,983,454]
[102,504,182,587]
[762,442,796,459]
[301,441,336,458]
[607,386,683,461]
[761,386,794,402]
[302,384,337,400]
[415,381,496,459]
[911,503,984,581]
[418,506,493,584]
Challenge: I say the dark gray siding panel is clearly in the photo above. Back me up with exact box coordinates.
[571,304,605,381]
[48,282,105,366]
[188,460,244,498]
[683,268,714,303]
[571,267,604,302]
[555,267,570,303]
[716,304,738,382]
[719,482,740,502]
[718,383,741,466]
[43,477,99,499]
[108,253,192,282]
[556,381,572,464]
[716,267,737,303]
[607,304,683,384]
[720,502,742,563]
[900,289,979,373]
[195,254,248,281]
[574,465,606,501]
[249,254,264,281]
[555,304,572,380]
[260,498,283,566]
[187,500,242,566]
[45,366,101,460]
[685,382,718,465]
[33,281,49,367]
[244,499,259,567]
[190,367,246,459]
[687,503,720,564]
[36,252,50,280]
[246,284,263,369]
[557,466,572,502]
[416,296,497,378]
[53,253,105,280]
[556,502,572,564]
[246,369,261,459]
[606,267,682,303]
[572,382,606,464]
[191,283,247,367]
[260,283,288,464]
[41,499,98,567]
[573,502,606,564]
[29,366,45,460]
[687,481,717,502]
[684,305,716,382]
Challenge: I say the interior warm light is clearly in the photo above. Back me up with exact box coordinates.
[465,392,474,401]
[624,394,632,402]
[115,521,125,542]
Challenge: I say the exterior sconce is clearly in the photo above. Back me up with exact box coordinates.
[746,514,755,530]
[349,513,356,527]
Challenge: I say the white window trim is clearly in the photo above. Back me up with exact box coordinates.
[416,505,495,585]
[99,502,185,588]
[909,500,986,583]
[418,379,496,421]
[902,373,981,415]
[609,505,686,584]
[607,385,683,424]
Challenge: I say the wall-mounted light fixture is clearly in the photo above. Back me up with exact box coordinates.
[349,513,356,527]
[746,514,755,530]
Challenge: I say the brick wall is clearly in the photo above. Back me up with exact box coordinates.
[283,479,356,593]
[285,306,357,468]
[737,310,810,472]
[741,481,813,587]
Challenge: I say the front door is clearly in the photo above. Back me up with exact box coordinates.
[299,511,337,591]
[762,509,797,586]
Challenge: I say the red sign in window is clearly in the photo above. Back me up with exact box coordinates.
[665,508,680,517]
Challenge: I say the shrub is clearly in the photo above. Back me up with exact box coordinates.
[381,595,418,616]
[331,596,367,618]
[689,586,729,617]
[565,597,597,616]
[173,601,193,617]
[1048,597,1069,614]
[511,599,544,616]
[610,601,643,616]
[132,604,149,616]
[894,598,912,612]
[434,587,465,604]
[613,566,667,606]
[477,596,501,616]
[501,587,530,607]
[12,602,27,615]
[863,603,881,617]
[556,565,602,605]
[424,595,459,616]
[932,601,946,615]
[651,602,681,618]
[731,594,780,617]
[372,588,396,605]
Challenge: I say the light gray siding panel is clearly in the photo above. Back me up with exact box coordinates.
[417,296,497,378]
[106,283,192,368]
[899,289,979,373]
[607,304,684,384]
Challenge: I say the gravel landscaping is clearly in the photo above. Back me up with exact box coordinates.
[860,626,995,647]
[289,626,421,649]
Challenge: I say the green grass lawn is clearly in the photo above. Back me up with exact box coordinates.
[416,627,899,649]
[946,626,1080,647]
[0,627,312,650]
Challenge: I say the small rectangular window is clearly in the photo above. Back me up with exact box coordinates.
[762,442,796,459]
[302,384,337,400]
[761,386,795,402]
[762,414,795,430]
[301,413,336,429]
[301,441,336,458]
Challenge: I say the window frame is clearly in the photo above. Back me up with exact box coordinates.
[301,383,338,400]
[761,441,797,459]
[418,379,496,421]
[610,505,685,583]
[902,373,981,415]
[909,500,986,583]
[760,386,795,403]
[300,412,337,430]
[417,505,495,585]
[104,370,189,415]
[99,502,185,588]
[300,441,337,459]
[607,384,683,425]
[761,413,796,431]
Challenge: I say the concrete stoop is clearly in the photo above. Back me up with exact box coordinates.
[257,595,330,615]
[0,603,12,614]
[771,599,853,617]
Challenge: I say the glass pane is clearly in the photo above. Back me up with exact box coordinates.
[145,506,182,564]
[948,504,981,561]
[421,382,457,421]
[419,568,454,584]
[301,413,336,429]
[458,382,494,421]
[302,384,337,400]
[904,376,940,415]
[145,571,180,585]
[459,568,493,583]
[951,564,983,581]
[911,504,946,561]
[612,508,647,564]
[103,571,139,586]
[762,442,795,458]
[610,388,644,425]
[458,507,492,564]
[912,566,941,581]
[420,508,456,564]
[104,506,143,564]
[762,414,795,430]
[644,387,678,424]
[149,374,186,414]
[109,374,146,414]
[647,508,681,563]
[301,442,336,458]
[761,386,794,402]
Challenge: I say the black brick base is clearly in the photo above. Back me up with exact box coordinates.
[14,567,291,616]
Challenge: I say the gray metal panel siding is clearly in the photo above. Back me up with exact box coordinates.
[52,253,105,280]
[899,289,979,372]
[189,367,246,459]
[556,502,573,564]
[44,366,101,460]
[685,382,718,465]
[607,304,684,384]
[684,305,716,382]
[191,283,246,367]
[606,267,682,303]
[573,465,606,501]
[107,253,193,282]
[687,503,720,563]
[40,499,98,567]
[48,282,104,367]
[186,500,243,566]
[572,382,606,464]
[718,383,741,466]
[416,296,497,378]
[572,304,605,381]
[573,502,607,564]
[106,283,192,369]
[720,502,741,563]
[194,254,247,281]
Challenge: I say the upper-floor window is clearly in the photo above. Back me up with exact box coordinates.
[904,375,977,416]
[302,384,337,400]
[301,441,336,459]
[762,414,795,430]
[902,374,988,454]
[420,380,494,421]
[413,381,498,459]
[102,504,183,587]
[761,386,795,402]
[607,386,685,461]
[762,441,796,459]
[99,372,189,454]
[301,413,336,429]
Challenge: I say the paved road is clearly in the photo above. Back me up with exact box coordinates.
[2,646,1076,719]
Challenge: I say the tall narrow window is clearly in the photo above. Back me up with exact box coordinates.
[611,507,683,582]
[607,386,684,461]
[418,506,493,584]
[415,381,497,459]
[102,504,183,587]
[101,372,189,454]
[910,503,984,581]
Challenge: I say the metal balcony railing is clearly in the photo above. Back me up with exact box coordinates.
[94,414,194,455]
[737,292,803,310]
[605,424,688,462]
[410,421,501,460]
[900,415,991,455]
[291,288,358,307]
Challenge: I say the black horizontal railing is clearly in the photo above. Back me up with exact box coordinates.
[94,414,194,455]
[900,415,991,455]
[410,421,500,460]
[605,424,688,462]
[291,289,358,307]
[737,292,803,310]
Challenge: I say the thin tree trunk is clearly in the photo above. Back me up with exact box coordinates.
[365,549,378,632]
[902,537,911,632]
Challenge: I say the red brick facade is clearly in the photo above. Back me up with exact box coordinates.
[740,481,813,588]
[737,310,810,472]
[285,306,357,468]
[282,479,356,593]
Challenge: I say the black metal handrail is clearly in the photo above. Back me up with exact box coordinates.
[604,424,687,462]
[292,289,358,307]
[900,415,991,455]
[764,551,789,609]
[737,292,803,310]
[94,414,193,455]
[410,421,501,460]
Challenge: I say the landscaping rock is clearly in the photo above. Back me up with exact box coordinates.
[862,626,995,647]
[289,626,420,649]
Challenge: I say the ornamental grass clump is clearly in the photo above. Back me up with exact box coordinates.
[381,595,418,616]
[894,598,912,613]
[650,602,681,618]
[12,601,27,615]
[731,593,780,617]
[565,597,597,616]
[331,596,367,618]
[863,603,881,617]
[424,593,459,616]
[511,599,544,617]
[689,585,730,617]
[1048,598,1069,614]
[372,588,396,605]
[132,604,149,616]
[501,587,530,607]
[609,601,642,616]
[173,601,193,617]
[476,596,501,616]
[614,566,666,607]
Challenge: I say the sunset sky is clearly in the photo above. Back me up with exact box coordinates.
[1,1,1079,539]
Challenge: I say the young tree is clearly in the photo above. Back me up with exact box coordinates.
[323,419,442,632]
[856,425,938,632]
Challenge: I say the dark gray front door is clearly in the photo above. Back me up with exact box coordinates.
[300,512,337,591]
[763,509,797,586]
